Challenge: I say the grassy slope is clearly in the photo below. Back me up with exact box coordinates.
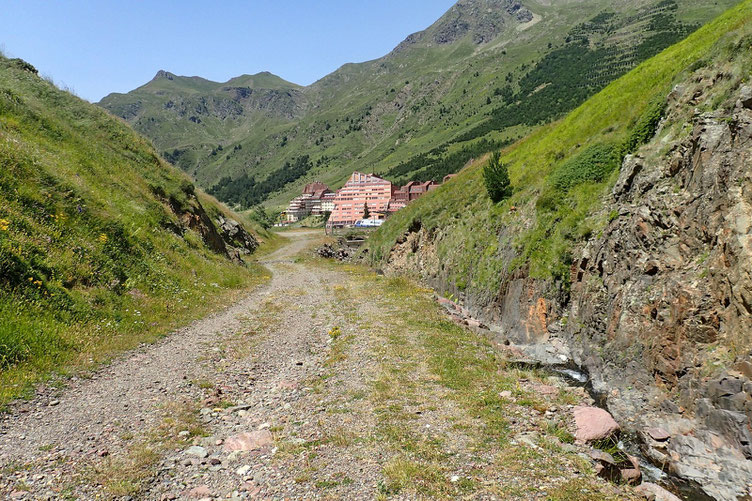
[0,56,275,405]
[368,0,752,294]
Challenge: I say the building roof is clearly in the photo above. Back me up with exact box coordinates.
[303,181,330,195]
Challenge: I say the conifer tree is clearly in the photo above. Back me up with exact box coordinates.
[483,151,512,203]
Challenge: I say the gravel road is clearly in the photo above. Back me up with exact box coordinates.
[0,230,631,500]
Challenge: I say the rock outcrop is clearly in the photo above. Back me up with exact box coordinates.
[382,73,752,499]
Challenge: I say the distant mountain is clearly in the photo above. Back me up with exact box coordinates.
[99,0,740,209]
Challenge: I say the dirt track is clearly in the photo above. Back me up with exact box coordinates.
[0,230,632,500]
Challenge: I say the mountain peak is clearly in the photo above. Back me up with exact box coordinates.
[393,0,534,53]
[153,69,176,81]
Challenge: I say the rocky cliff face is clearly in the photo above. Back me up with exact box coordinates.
[160,188,259,263]
[382,73,752,499]
[567,78,752,500]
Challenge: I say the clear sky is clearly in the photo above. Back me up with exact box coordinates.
[0,1,457,102]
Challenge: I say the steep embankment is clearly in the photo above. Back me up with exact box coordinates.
[0,56,271,404]
[99,0,739,209]
[369,2,752,498]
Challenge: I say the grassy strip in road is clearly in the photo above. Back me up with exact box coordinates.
[330,262,635,500]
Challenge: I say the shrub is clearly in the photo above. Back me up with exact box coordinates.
[624,98,665,154]
[550,143,621,191]
[483,151,512,203]
[250,206,273,230]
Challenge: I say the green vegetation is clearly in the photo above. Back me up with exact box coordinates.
[368,0,752,297]
[460,1,698,142]
[383,137,512,184]
[324,265,629,500]
[548,143,622,192]
[98,0,739,208]
[0,55,272,405]
[208,155,313,209]
[483,151,512,203]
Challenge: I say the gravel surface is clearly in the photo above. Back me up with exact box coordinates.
[0,230,632,500]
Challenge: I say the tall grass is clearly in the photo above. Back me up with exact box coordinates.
[0,55,272,405]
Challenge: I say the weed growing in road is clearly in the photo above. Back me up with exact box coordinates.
[86,400,205,497]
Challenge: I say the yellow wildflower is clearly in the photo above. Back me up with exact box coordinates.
[0,218,9,231]
[98,234,108,244]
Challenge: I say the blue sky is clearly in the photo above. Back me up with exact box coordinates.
[0,1,456,102]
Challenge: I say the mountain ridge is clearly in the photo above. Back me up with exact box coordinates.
[98,0,740,210]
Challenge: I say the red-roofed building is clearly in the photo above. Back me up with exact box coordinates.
[327,172,395,228]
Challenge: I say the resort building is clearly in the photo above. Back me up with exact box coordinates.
[285,173,445,229]
[284,182,334,223]
[327,172,395,228]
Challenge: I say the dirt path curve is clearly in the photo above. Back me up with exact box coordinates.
[0,229,632,501]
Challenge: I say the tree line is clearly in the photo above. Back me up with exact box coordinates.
[208,155,313,209]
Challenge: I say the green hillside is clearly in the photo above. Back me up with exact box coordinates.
[367,0,752,294]
[0,56,272,404]
[98,0,739,210]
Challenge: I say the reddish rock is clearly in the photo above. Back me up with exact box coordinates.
[241,482,262,496]
[437,297,453,307]
[535,384,559,396]
[634,482,682,501]
[646,427,671,442]
[573,406,620,442]
[278,380,298,390]
[621,467,642,485]
[186,485,213,498]
[223,430,273,452]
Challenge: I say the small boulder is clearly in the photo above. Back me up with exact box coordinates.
[573,406,620,442]
[223,430,273,452]
[738,85,752,110]
[186,485,213,499]
[634,482,682,501]
[185,445,208,459]
[621,467,642,485]
[588,449,616,465]
[646,427,671,442]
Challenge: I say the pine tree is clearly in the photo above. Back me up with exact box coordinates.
[483,151,512,203]
[362,203,370,220]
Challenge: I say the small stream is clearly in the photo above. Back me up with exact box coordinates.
[527,362,713,501]
[431,290,717,499]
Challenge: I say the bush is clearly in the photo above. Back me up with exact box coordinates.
[250,206,273,230]
[624,99,665,154]
[483,151,512,203]
[550,143,621,191]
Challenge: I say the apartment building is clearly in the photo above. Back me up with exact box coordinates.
[327,172,394,228]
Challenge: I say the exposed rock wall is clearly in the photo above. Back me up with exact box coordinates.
[381,81,752,499]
